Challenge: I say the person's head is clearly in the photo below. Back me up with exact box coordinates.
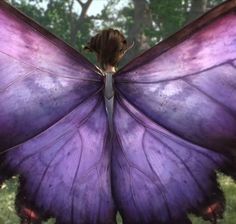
[85,28,128,71]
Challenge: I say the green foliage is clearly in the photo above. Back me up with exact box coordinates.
[10,0,45,23]
[191,175,236,224]
[0,176,235,223]
[149,0,188,41]
[0,177,55,223]
[9,0,227,60]
[0,177,19,224]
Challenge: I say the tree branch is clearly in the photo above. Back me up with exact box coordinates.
[76,0,84,7]
[69,0,93,46]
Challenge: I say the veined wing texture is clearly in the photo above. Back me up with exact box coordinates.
[115,0,236,156]
[0,2,116,224]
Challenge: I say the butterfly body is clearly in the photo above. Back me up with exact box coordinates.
[104,72,115,133]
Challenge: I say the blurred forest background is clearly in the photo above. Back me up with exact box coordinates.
[6,0,232,65]
[1,0,236,223]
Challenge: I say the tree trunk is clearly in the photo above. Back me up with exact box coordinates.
[124,0,153,64]
[70,0,93,46]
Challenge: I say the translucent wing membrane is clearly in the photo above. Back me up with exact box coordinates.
[114,1,236,223]
[1,94,115,224]
[0,1,102,150]
[115,1,236,156]
[112,94,229,224]
[0,2,115,223]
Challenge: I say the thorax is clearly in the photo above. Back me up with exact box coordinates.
[103,72,114,133]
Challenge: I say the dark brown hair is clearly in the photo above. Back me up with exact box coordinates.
[84,28,128,70]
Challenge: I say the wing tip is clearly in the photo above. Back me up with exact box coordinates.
[117,0,236,75]
[0,0,99,74]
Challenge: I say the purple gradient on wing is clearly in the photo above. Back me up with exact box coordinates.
[115,8,236,154]
[112,95,229,224]
[0,2,115,223]
[0,2,103,150]
[0,2,99,80]
[0,94,116,224]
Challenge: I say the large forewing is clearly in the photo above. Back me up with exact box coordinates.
[112,94,232,224]
[115,1,236,154]
[0,1,103,150]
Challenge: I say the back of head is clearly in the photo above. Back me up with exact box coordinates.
[85,29,128,70]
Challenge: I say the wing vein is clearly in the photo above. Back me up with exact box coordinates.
[142,130,172,220]
[182,78,236,119]
[70,130,83,193]
[116,93,224,167]
[32,135,73,203]
[0,69,36,93]
[1,86,104,155]
[116,60,235,84]
[8,129,73,171]
[0,51,101,82]
[148,130,208,198]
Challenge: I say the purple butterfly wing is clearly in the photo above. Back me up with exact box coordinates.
[0,2,115,223]
[115,1,236,156]
[112,95,229,224]
[0,1,101,150]
[3,94,115,224]
[113,1,236,223]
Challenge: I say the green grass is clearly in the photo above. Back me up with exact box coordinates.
[191,175,236,224]
[0,175,235,224]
